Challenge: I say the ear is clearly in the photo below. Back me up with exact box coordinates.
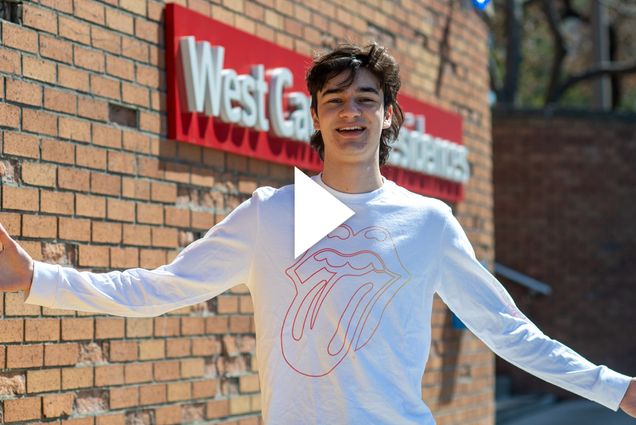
[311,108,320,131]
[382,105,393,129]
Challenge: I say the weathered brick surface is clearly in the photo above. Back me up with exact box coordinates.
[493,110,636,398]
[0,1,492,424]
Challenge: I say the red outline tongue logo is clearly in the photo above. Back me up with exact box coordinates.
[280,224,411,377]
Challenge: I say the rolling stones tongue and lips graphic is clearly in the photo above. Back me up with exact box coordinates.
[280,224,412,377]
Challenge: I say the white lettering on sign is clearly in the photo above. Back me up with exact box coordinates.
[389,113,470,183]
[179,36,469,183]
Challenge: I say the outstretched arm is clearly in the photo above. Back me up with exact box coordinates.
[0,222,35,292]
[620,379,636,417]
[1,188,267,317]
[435,206,633,414]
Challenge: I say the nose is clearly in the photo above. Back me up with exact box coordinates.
[338,98,361,119]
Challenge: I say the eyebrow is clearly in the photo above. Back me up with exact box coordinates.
[321,86,381,97]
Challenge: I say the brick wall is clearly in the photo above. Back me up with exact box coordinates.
[493,109,636,397]
[0,1,493,424]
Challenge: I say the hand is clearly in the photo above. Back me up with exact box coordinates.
[0,222,35,292]
[620,378,636,418]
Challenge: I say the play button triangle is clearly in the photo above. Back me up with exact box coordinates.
[294,167,355,259]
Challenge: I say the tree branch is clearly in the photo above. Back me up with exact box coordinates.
[542,0,568,105]
[552,59,636,104]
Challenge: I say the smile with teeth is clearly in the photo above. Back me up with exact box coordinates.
[337,126,365,134]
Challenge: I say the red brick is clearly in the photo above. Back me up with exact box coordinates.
[217,295,239,314]
[167,381,190,401]
[41,190,74,215]
[23,3,58,34]
[6,78,42,106]
[139,340,164,360]
[25,319,60,342]
[0,46,21,74]
[155,404,181,425]
[153,360,180,381]
[126,318,153,338]
[106,8,134,35]
[59,64,90,91]
[0,319,24,343]
[154,317,180,337]
[151,227,178,248]
[122,223,151,245]
[136,203,163,225]
[91,173,121,196]
[122,177,150,200]
[43,392,74,418]
[78,96,108,121]
[95,317,125,339]
[2,186,39,211]
[206,399,229,419]
[90,74,120,100]
[106,54,134,80]
[239,374,260,393]
[122,82,149,107]
[192,378,218,399]
[76,144,107,170]
[139,383,166,405]
[107,151,136,175]
[42,138,75,164]
[58,217,90,241]
[96,414,126,425]
[95,364,124,386]
[40,35,73,63]
[192,211,214,230]
[122,36,149,62]
[2,21,38,53]
[45,343,80,366]
[0,102,20,128]
[62,318,94,341]
[136,63,160,88]
[91,221,122,244]
[59,116,91,142]
[62,367,93,389]
[3,396,42,422]
[75,0,105,25]
[59,15,90,44]
[27,368,61,393]
[23,56,56,84]
[93,123,122,148]
[109,341,138,362]
[7,344,44,368]
[76,194,106,218]
[91,26,121,55]
[78,244,109,268]
[122,130,150,153]
[5,293,40,317]
[0,211,21,236]
[125,362,153,384]
[3,132,40,158]
[58,167,90,192]
[166,338,191,358]
[139,249,166,269]
[22,215,57,239]
[109,386,139,409]
[23,108,57,136]
[22,162,57,187]
[110,247,139,269]
[180,358,204,378]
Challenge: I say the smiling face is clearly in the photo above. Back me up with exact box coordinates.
[311,68,393,167]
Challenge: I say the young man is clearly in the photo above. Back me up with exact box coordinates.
[1,43,634,424]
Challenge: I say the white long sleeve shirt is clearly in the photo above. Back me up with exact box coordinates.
[26,174,631,424]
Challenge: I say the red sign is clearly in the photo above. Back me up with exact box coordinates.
[165,4,466,201]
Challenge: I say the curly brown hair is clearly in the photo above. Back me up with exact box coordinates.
[306,43,405,166]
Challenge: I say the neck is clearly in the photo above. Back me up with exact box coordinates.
[321,161,384,194]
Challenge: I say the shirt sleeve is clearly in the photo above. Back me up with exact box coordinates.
[435,205,631,411]
[24,188,266,317]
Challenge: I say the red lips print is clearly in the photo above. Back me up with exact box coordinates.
[280,224,412,377]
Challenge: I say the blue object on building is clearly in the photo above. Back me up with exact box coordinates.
[472,0,491,10]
